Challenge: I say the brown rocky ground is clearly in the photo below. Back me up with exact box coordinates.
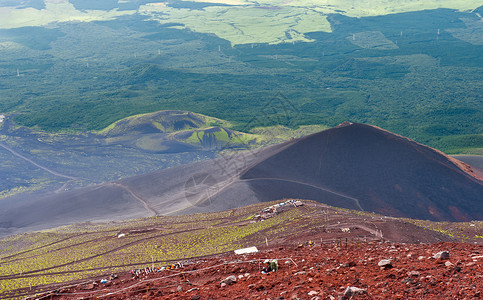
[33,241,482,300]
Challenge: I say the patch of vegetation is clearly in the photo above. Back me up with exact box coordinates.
[407,219,483,241]
[427,134,483,155]
[0,200,315,296]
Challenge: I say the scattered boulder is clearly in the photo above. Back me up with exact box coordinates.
[378,259,393,269]
[433,251,450,260]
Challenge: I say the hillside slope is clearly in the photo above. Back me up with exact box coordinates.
[1,200,482,299]
[1,123,482,236]
[235,122,483,220]
[108,122,483,221]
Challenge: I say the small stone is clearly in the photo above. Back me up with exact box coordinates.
[308,290,318,296]
[444,261,454,267]
[191,296,201,300]
[294,271,307,275]
[418,256,425,261]
[177,286,183,292]
[83,283,95,290]
[238,274,244,279]
[378,259,393,269]
[221,275,237,285]
[408,271,420,276]
[220,282,227,288]
[344,286,367,297]
[433,251,450,260]
[187,288,199,293]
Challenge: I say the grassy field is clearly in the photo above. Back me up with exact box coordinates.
[0,0,135,29]
[139,0,482,45]
[140,4,331,45]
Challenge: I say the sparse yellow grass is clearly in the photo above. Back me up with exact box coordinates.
[0,200,314,295]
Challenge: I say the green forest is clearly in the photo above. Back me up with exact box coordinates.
[0,8,482,153]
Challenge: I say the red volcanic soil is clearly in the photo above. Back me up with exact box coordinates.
[36,242,483,300]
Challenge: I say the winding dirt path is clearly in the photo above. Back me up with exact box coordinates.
[196,177,364,211]
[105,182,158,216]
[0,142,78,180]
[244,177,364,211]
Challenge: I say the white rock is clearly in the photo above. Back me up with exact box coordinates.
[378,259,393,268]
[344,286,367,297]
[221,275,237,285]
[433,251,449,260]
